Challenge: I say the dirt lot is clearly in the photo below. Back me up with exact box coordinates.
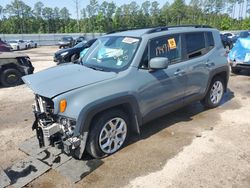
[0,46,250,188]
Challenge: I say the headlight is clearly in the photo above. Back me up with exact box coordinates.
[61,51,69,56]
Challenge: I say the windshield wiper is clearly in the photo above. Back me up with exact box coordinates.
[86,65,104,71]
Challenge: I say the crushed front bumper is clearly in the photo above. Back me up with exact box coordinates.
[31,95,82,157]
[32,112,81,155]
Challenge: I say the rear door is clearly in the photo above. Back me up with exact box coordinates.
[182,32,215,99]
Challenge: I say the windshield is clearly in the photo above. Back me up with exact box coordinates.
[75,41,87,48]
[62,37,72,41]
[81,36,140,71]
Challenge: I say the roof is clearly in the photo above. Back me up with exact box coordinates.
[0,52,28,59]
[107,28,152,37]
[106,25,216,38]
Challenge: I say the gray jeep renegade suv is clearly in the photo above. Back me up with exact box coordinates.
[23,25,229,159]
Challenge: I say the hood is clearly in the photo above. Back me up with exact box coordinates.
[228,38,250,63]
[22,64,117,98]
[9,41,18,44]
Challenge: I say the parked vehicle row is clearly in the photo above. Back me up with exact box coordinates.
[4,40,38,51]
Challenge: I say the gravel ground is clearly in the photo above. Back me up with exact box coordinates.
[0,46,250,188]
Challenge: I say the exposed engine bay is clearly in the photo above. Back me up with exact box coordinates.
[32,95,80,155]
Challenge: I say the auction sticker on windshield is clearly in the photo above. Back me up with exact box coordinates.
[122,37,139,44]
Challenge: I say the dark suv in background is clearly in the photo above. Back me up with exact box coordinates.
[58,36,75,49]
[23,25,229,160]
[1,52,34,87]
[54,38,96,64]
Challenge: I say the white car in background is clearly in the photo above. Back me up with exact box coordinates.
[8,40,27,50]
[25,40,38,48]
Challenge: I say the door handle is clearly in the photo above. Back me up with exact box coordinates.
[174,69,185,76]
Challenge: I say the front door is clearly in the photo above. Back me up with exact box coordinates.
[137,34,187,121]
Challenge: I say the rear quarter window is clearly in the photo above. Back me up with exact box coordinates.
[206,32,214,50]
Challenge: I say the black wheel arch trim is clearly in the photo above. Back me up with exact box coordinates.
[0,63,25,75]
[204,65,229,97]
[74,93,142,137]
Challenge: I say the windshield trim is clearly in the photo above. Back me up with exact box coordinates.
[81,35,141,72]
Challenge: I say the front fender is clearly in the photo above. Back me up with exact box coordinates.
[74,93,142,136]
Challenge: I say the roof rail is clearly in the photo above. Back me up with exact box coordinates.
[145,25,213,34]
[145,26,169,34]
[106,26,156,34]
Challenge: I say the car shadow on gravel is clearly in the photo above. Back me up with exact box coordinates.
[231,70,250,77]
[127,88,235,145]
[0,82,24,89]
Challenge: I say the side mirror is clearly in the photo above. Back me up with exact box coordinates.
[149,57,169,70]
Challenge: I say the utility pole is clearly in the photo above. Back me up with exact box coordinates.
[247,0,250,17]
[74,0,80,33]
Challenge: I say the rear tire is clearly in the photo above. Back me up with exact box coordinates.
[86,109,129,159]
[0,68,23,87]
[201,76,225,108]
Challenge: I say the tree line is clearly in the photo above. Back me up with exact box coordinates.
[0,0,250,34]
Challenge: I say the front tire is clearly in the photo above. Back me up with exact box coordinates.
[201,76,225,108]
[70,54,79,62]
[86,109,129,159]
[0,68,23,87]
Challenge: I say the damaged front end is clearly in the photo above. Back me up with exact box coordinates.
[32,95,81,155]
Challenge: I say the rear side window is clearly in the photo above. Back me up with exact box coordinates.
[149,34,181,64]
[185,32,206,59]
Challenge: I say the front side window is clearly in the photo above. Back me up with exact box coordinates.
[149,34,181,64]
[185,32,206,59]
[81,36,140,71]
